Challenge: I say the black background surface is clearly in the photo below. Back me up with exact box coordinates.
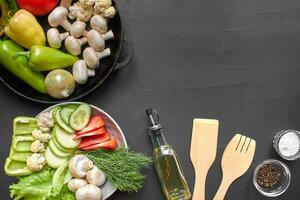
[1,0,300,199]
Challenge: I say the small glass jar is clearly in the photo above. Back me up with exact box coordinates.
[273,130,300,160]
[253,159,291,197]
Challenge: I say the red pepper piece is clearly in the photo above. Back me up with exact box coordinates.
[81,138,117,151]
[76,115,105,135]
[74,127,106,139]
[78,131,111,149]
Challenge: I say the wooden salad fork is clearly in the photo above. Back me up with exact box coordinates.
[190,119,219,200]
[213,134,256,200]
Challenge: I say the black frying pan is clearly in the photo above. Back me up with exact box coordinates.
[0,1,132,104]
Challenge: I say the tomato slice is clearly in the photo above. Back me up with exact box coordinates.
[76,115,105,135]
[78,132,111,149]
[81,138,117,151]
[74,127,106,139]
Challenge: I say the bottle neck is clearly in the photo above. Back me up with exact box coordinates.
[149,129,168,148]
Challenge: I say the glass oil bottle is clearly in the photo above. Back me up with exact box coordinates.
[146,109,191,200]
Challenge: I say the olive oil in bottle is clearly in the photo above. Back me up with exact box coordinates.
[146,109,191,200]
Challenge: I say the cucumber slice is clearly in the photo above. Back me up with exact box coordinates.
[52,161,68,194]
[60,107,76,124]
[14,117,37,135]
[52,135,74,153]
[12,140,32,152]
[53,107,75,134]
[45,147,67,169]
[9,150,31,162]
[63,104,79,110]
[69,103,91,131]
[54,125,81,149]
[49,139,72,158]
[4,158,32,176]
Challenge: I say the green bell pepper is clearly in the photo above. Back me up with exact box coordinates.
[0,39,47,93]
[13,45,79,71]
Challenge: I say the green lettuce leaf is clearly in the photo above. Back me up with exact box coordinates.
[10,169,55,200]
[49,185,75,200]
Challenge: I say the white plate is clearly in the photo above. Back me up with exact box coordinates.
[37,102,128,200]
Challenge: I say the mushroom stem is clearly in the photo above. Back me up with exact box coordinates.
[97,48,111,59]
[60,0,72,7]
[87,69,95,76]
[60,32,70,41]
[101,30,114,40]
[61,20,72,31]
[79,37,88,45]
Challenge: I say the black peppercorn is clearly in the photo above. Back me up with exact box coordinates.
[257,163,282,188]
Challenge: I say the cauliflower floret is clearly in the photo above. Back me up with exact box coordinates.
[31,140,45,153]
[79,0,95,8]
[26,153,46,171]
[103,6,116,18]
[32,129,51,143]
[37,111,54,133]
[93,0,111,14]
[69,2,93,21]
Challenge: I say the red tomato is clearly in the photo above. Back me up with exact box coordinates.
[81,138,117,151]
[74,127,107,139]
[76,116,105,135]
[17,0,59,16]
[78,132,111,149]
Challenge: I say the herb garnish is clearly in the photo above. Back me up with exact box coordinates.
[82,148,152,192]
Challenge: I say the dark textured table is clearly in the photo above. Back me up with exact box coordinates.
[1,0,300,199]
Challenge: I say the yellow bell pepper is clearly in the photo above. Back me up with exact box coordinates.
[4,9,46,49]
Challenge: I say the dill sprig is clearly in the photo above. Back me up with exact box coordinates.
[82,148,152,192]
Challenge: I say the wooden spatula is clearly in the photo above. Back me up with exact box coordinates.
[213,134,256,200]
[190,119,219,200]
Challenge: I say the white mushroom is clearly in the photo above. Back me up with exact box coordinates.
[70,21,88,38]
[60,0,73,7]
[83,47,110,68]
[69,154,94,178]
[48,6,71,31]
[68,178,88,192]
[87,30,104,51]
[47,28,69,49]
[87,30,113,51]
[65,36,87,56]
[101,30,114,40]
[76,184,102,200]
[73,60,95,84]
[87,166,106,186]
[90,15,107,33]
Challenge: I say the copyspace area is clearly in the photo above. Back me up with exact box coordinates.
[1,0,300,199]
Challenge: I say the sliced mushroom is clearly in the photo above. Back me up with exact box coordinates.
[76,184,102,200]
[83,47,110,68]
[73,60,95,84]
[68,178,88,192]
[90,15,108,34]
[70,21,88,38]
[87,166,106,186]
[48,6,71,31]
[65,36,87,56]
[47,28,69,49]
[69,154,94,178]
